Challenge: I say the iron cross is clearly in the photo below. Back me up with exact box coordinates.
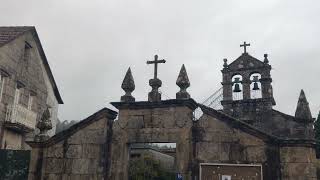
[240,41,250,53]
[147,55,166,79]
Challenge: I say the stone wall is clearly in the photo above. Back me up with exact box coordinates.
[268,110,314,139]
[196,114,267,162]
[195,113,281,179]
[28,109,116,180]
[0,31,59,149]
[280,146,317,180]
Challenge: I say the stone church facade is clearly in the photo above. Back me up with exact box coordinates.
[27,44,316,180]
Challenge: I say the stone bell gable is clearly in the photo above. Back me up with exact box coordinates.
[221,52,274,124]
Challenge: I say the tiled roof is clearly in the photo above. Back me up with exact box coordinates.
[0,26,35,46]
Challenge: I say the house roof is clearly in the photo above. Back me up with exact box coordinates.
[0,26,63,104]
[27,107,118,147]
[0,26,34,46]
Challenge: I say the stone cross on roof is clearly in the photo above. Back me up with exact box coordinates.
[146,54,166,102]
[147,54,166,79]
[240,41,250,54]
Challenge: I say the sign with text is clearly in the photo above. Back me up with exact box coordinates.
[200,163,262,180]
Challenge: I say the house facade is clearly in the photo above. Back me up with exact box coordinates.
[0,27,63,150]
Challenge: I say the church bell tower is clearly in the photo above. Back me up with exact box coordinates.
[221,42,275,125]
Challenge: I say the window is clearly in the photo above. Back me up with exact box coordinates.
[0,74,4,102]
[27,94,34,110]
[24,42,32,62]
[23,42,32,70]
[13,88,21,106]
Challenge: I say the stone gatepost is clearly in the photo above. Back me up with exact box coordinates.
[110,99,198,180]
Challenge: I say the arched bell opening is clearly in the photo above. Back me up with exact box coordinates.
[250,73,262,99]
[232,75,243,100]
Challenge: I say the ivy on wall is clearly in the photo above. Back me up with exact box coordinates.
[0,149,30,180]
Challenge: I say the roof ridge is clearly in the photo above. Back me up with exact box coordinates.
[0,26,35,28]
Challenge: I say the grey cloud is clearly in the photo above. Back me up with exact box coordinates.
[0,0,319,120]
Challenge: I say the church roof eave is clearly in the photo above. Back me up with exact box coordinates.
[199,104,278,143]
[199,104,316,147]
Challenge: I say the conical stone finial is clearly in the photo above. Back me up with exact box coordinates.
[295,89,312,120]
[121,67,135,102]
[35,107,53,142]
[176,64,190,99]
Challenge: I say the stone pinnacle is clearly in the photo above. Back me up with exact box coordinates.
[295,89,312,120]
[121,67,135,102]
[176,64,190,99]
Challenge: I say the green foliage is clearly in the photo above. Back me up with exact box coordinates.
[315,111,320,157]
[129,155,175,180]
[55,119,78,134]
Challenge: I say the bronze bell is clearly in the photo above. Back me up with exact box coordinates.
[234,83,241,92]
[252,75,260,90]
[252,82,260,90]
[233,77,242,92]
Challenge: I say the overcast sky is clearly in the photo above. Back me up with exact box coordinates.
[1,0,319,121]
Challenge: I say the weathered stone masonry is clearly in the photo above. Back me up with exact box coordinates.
[27,108,117,180]
[27,47,317,180]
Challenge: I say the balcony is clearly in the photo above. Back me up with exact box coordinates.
[4,104,37,133]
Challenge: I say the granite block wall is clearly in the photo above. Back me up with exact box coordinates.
[28,116,113,180]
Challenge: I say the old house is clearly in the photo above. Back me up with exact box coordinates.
[26,44,316,180]
[0,27,63,150]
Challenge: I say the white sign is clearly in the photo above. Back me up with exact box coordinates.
[221,175,231,180]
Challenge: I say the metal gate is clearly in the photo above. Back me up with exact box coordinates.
[0,149,30,180]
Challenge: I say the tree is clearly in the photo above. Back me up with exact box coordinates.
[129,154,175,180]
[55,120,78,134]
[315,111,320,158]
